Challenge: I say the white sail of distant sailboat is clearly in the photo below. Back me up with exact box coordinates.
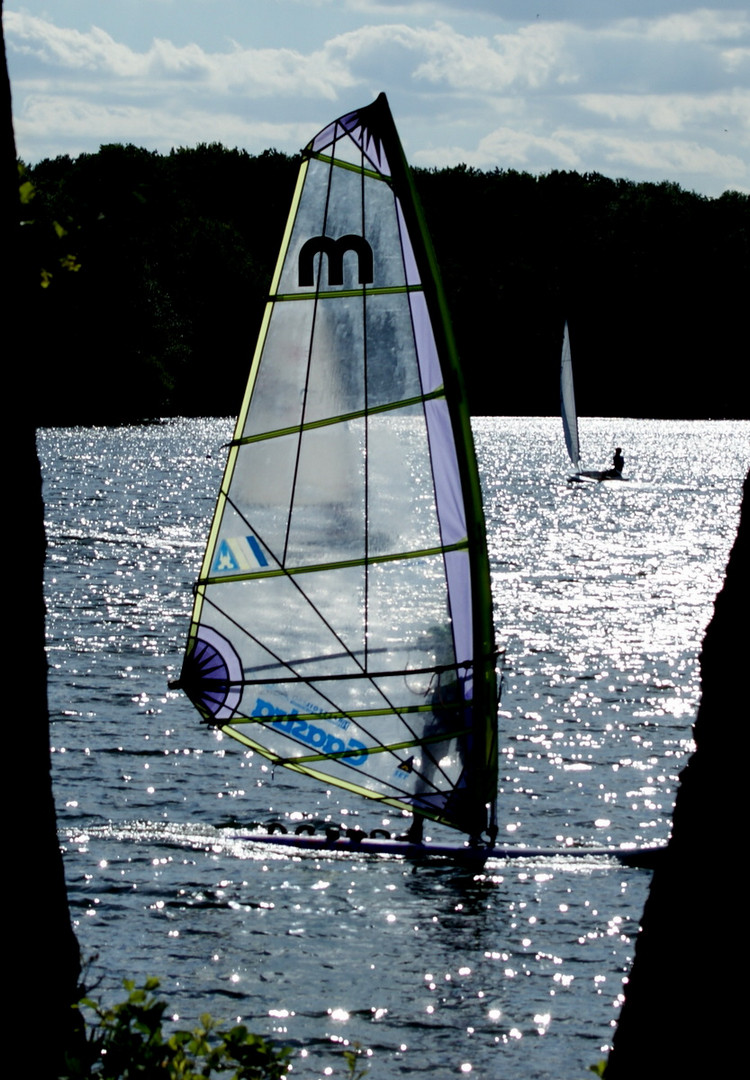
[173,94,499,852]
[560,321,580,470]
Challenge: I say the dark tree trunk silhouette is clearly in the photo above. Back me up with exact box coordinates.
[606,470,748,1077]
[3,5,81,1074]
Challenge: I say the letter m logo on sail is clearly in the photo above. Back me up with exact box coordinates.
[298,234,374,287]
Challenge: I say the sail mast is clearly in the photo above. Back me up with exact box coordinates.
[371,96,497,831]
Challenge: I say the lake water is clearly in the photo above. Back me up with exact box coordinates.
[40,417,748,1080]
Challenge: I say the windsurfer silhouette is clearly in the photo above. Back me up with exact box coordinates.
[403,667,472,844]
[601,446,624,480]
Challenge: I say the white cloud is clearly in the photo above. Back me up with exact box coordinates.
[340,0,709,18]
[638,8,750,43]
[5,12,355,96]
[422,121,747,190]
[7,13,148,75]
[722,45,750,73]
[414,22,566,92]
[578,88,750,131]
[474,126,583,169]
[564,128,748,185]
[16,91,308,153]
[5,5,749,194]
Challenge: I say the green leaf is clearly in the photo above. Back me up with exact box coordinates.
[70,979,293,1079]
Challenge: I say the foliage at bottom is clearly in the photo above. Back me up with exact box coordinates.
[61,978,292,1079]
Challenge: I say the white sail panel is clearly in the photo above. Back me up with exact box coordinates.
[560,320,580,468]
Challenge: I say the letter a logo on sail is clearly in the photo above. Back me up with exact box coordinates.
[212,535,269,575]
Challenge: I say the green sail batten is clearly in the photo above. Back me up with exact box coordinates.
[304,149,387,183]
[218,702,456,726]
[227,387,447,447]
[197,539,470,587]
[271,283,424,303]
[199,655,479,688]
[272,726,471,766]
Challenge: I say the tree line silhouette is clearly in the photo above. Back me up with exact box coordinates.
[20,141,749,424]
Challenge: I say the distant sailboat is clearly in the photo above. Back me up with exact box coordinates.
[561,322,625,483]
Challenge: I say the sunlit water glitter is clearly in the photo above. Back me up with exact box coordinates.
[40,417,747,1080]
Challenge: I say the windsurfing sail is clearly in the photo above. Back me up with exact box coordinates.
[174,94,498,841]
[560,320,580,469]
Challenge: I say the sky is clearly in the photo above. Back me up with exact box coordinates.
[4,1,749,197]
